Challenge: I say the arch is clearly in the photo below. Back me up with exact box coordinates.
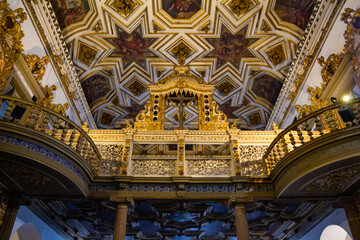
[10,223,42,240]
[320,225,352,240]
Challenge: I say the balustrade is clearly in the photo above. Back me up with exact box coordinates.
[0,95,101,173]
[263,98,360,175]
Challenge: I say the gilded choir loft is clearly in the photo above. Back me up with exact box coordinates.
[1,0,360,239]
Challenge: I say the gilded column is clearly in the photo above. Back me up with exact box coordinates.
[344,203,360,240]
[113,203,128,240]
[0,195,21,240]
[234,203,249,240]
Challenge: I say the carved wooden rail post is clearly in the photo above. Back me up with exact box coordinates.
[175,130,187,176]
[122,128,135,176]
[228,129,240,176]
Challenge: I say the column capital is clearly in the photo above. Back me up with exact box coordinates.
[110,191,134,208]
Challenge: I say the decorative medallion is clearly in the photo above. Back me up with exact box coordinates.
[170,41,194,64]
[104,25,157,68]
[216,79,237,96]
[262,21,271,33]
[206,25,260,69]
[251,75,282,105]
[247,111,262,126]
[162,0,201,19]
[78,43,97,66]
[127,80,147,96]
[228,0,254,16]
[265,43,286,66]
[100,112,115,126]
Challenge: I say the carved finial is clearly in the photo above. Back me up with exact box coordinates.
[82,122,89,132]
[272,122,279,130]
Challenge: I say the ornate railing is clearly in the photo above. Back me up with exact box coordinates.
[0,95,101,173]
[263,98,360,175]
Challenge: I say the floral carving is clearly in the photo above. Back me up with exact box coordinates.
[238,145,267,177]
[132,160,176,176]
[187,159,231,176]
[97,144,123,176]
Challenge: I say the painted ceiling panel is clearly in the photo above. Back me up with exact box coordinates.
[49,0,316,129]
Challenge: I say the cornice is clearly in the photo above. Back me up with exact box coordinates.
[22,0,97,129]
[266,0,345,129]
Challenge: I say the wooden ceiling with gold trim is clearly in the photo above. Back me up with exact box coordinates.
[49,0,316,129]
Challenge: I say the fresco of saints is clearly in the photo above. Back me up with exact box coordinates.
[51,0,90,29]
[274,0,316,29]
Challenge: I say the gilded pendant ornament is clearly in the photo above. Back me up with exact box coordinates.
[78,43,97,66]
[0,0,27,92]
[228,0,254,16]
[170,42,194,64]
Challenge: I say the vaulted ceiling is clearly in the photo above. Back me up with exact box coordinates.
[49,0,316,129]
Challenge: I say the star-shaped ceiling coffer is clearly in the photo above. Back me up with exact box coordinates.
[103,25,157,69]
[45,0,319,129]
[206,25,260,69]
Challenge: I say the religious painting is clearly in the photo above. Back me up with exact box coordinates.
[251,75,282,105]
[50,0,90,29]
[274,0,316,29]
[206,26,260,69]
[104,25,156,68]
[162,0,201,19]
[81,74,111,105]
[121,100,146,120]
[217,100,241,119]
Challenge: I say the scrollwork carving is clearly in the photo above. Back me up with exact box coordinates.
[303,165,360,192]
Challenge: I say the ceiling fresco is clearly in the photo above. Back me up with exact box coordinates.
[49,0,317,129]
